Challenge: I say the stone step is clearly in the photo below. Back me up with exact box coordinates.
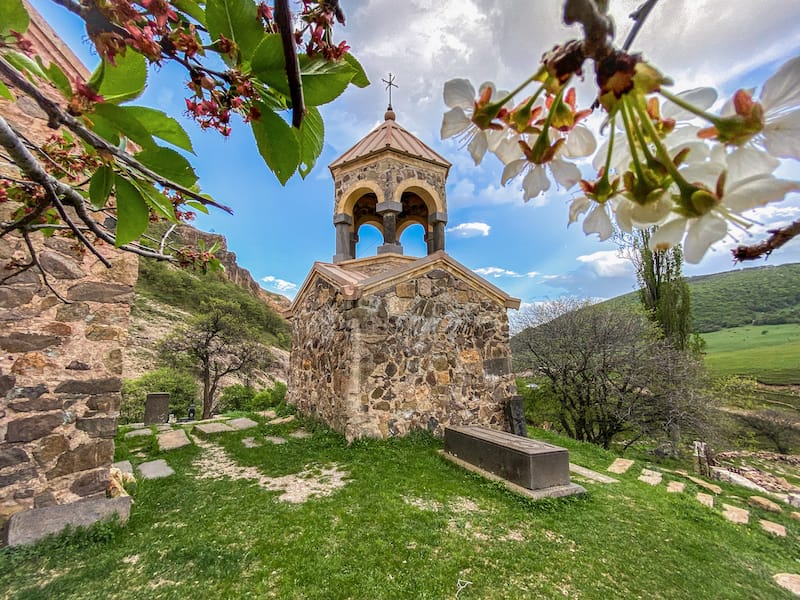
[638,469,662,486]
[227,417,258,431]
[696,492,714,508]
[157,429,191,451]
[722,504,749,525]
[569,463,618,484]
[666,481,685,493]
[138,459,174,480]
[607,458,634,474]
[760,519,787,537]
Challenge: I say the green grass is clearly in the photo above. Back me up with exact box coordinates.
[702,323,800,384]
[2,420,798,599]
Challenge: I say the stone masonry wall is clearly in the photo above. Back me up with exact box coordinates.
[289,266,514,442]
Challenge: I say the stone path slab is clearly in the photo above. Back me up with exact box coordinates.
[5,496,132,547]
[242,437,260,448]
[687,476,722,495]
[157,429,191,451]
[791,512,800,522]
[748,496,782,513]
[155,424,171,432]
[256,410,277,419]
[607,458,634,474]
[138,459,174,480]
[722,504,749,525]
[194,422,235,436]
[265,436,287,445]
[638,469,663,486]
[289,429,312,439]
[697,492,714,508]
[667,481,685,493]
[268,415,295,425]
[228,417,258,431]
[124,428,152,439]
[760,519,787,537]
[112,460,133,475]
[774,573,800,596]
[569,463,618,484]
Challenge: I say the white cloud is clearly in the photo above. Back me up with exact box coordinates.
[447,222,491,237]
[576,250,633,278]
[526,271,539,278]
[473,266,522,278]
[261,275,298,293]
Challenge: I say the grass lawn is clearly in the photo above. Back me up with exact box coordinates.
[702,323,800,385]
[1,417,798,599]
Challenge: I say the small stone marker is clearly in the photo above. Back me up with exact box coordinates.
[112,460,133,475]
[791,512,800,522]
[722,504,749,525]
[687,476,722,495]
[268,415,295,425]
[227,417,258,430]
[256,410,277,419]
[242,437,259,448]
[157,429,191,451]
[760,519,787,537]
[138,459,174,480]
[504,395,528,437]
[265,436,287,445]
[5,496,132,547]
[774,573,800,596]
[289,429,311,439]
[667,481,685,493]
[144,393,170,425]
[696,492,714,508]
[194,422,235,436]
[638,469,663,486]
[124,428,152,439]
[748,496,783,513]
[607,458,634,474]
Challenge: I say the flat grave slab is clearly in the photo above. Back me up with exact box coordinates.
[228,417,258,430]
[5,496,132,547]
[193,422,235,436]
[138,459,175,480]
[112,460,133,475]
[760,519,787,537]
[722,504,749,524]
[638,469,663,486]
[607,458,634,474]
[444,426,584,497]
[158,429,191,451]
[569,463,618,484]
[124,428,152,439]
[667,481,685,493]
[268,415,295,425]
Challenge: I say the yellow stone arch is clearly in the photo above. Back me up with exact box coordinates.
[392,178,445,215]
[337,181,385,217]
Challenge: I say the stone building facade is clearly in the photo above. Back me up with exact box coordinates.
[288,109,520,441]
[0,5,137,531]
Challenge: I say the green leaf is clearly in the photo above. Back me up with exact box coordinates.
[250,103,299,185]
[205,0,264,62]
[0,0,29,36]
[124,106,194,153]
[186,200,209,214]
[135,146,198,187]
[113,176,150,246]
[92,103,156,149]
[132,179,178,223]
[89,166,114,209]
[94,52,147,104]
[0,79,13,101]
[297,106,323,178]
[3,50,47,80]
[36,57,72,98]
[343,53,370,88]
[251,34,288,94]
[172,0,207,26]
[299,56,355,107]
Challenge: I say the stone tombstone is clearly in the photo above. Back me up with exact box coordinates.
[504,396,528,437]
[144,393,170,425]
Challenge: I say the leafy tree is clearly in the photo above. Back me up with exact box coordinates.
[121,367,198,423]
[512,299,709,451]
[159,299,270,419]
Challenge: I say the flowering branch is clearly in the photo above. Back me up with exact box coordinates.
[733,220,800,262]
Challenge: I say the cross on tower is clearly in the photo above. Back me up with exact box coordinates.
[381,72,398,110]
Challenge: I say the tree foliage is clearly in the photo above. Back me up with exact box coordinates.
[121,367,199,423]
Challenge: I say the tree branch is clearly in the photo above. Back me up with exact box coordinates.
[48,0,88,18]
[622,0,659,51]
[732,220,800,262]
[562,0,615,60]
[275,0,305,128]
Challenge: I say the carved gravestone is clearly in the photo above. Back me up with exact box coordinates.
[144,393,170,425]
[504,395,528,437]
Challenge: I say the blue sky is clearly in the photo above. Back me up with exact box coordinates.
[30,0,800,305]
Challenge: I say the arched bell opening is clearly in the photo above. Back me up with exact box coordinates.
[398,222,427,257]
[354,222,383,258]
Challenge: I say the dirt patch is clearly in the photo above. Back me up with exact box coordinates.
[450,497,481,513]
[191,436,348,503]
[403,496,444,512]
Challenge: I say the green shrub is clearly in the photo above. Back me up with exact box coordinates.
[218,384,257,412]
[121,368,198,423]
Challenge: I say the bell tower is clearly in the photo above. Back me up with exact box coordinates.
[328,107,451,263]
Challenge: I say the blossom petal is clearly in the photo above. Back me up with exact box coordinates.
[630,191,673,225]
[549,158,580,189]
[726,146,780,182]
[662,87,718,121]
[763,109,800,159]
[724,175,800,213]
[522,165,550,200]
[680,161,724,189]
[443,78,476,110]
[649,218,687,251]
[501,159,526,186]
[760,56,800,114]
[613,198,633,232]
[568,195,591,224]
[592,136,630,172]
[440,107,472,139]
[583,204,613,240]
[488,130,524,164]
[563,125,597,158]
[467,131,489,165]
[684,214,727,263]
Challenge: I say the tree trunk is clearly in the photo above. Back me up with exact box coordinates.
[202,369,212,420]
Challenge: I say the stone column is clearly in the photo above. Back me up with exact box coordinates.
[333,213,353,263]
[376,201,403,255]
[428,212,448,254]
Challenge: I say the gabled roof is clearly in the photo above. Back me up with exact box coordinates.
[329,111,451,171]
[289,251,520,316]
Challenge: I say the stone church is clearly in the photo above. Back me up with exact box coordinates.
[287,107,520,442]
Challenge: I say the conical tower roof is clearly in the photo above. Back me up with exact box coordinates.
[329,110,451,171]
